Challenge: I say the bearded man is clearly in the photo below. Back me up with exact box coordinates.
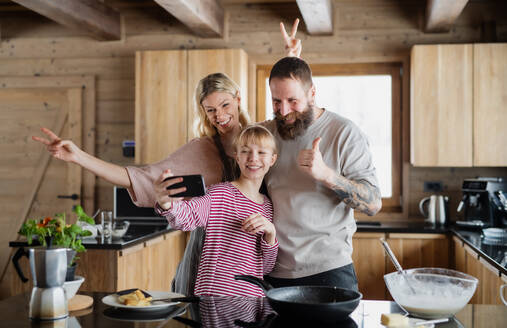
[262,56,382,290]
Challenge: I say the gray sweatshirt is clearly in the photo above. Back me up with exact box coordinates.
[264,110,379,279]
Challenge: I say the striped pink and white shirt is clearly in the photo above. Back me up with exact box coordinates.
[160,182,278,297]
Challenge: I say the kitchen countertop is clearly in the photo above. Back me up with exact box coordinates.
[356,220,450,233]
[2,292,506,327]
[9,220,174,250]
[451,228,507,275]
[9,219,506,274]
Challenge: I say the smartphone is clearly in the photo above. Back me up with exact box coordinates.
[164,174,206,197]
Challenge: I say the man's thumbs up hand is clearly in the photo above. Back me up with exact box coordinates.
[297,137,331,182]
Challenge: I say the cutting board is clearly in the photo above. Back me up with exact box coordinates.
[68,294,93,312]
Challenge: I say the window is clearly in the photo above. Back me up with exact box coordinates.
[257,63,402,211]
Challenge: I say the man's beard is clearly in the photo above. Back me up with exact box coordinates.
[275,105,314,140]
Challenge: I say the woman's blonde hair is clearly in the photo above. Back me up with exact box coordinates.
[194,73,250,137]
[234,124,278,155]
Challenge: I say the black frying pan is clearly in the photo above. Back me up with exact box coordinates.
[234,275,362,323]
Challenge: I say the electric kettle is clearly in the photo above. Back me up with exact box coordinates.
[419,195,449,225]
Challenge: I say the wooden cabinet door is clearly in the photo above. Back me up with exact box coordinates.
[187,49,249,139]
[464,244,482,304]
[0,86,84,296]
[410,44,473,167]
[473,43,507,166]
[135,50,188,164]
[452,236,466,273]
[386,233,450,271]
[352,232,386,300]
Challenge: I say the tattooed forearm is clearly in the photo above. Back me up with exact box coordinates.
[329,177,382,216]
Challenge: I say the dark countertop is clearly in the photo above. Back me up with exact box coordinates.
[356,220,450,233]
[451,228,507,275]
[9,220,174,250]
[2,292,506,328]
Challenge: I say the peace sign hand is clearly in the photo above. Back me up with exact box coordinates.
[32,127,81,163]
[280,18,302,58]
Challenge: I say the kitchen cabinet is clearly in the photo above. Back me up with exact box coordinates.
[77,230,186,292]
[410,43,507,167]
[135,48,249,165]
[352,232,449,300]
[9,230,187,295]
[385,233,450,270]
[352,232,387,300]
[453,236,505,305]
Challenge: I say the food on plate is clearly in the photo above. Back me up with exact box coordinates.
[117,289,152,306]
[380,313,409,327]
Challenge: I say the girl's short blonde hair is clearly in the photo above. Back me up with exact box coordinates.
[194,73,250,137]
[234,125,278,154]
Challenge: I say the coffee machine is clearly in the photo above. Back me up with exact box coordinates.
[456,177,507,228]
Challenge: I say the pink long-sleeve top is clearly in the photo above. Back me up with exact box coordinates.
[158,182,279,297]
[125,137,224,207]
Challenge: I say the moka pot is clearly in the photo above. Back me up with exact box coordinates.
[28,247,69,321]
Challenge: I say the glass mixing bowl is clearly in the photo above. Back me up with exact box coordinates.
[384,268,478,319]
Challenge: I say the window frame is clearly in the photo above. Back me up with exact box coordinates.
[256,63,402,212]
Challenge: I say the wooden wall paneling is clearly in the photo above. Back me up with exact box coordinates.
[410,44,473,167]
[66,88,83,223]
[351,232,386,300]
[473,43,507,166]
[135,50,188,165]
[0,57,134,79]
[187,49,249,139]
[0,76,96,214]
[0,85,86,297]
[464,244,482,304]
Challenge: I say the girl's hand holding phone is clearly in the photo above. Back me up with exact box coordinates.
[242,213,276,245]
[154,169,185,210]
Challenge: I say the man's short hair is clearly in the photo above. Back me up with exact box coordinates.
[269,57,313,92]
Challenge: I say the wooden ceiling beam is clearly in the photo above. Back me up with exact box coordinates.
[153,0,224,38]
[425,0,469,33]
[296,0,333,35]
[11,0,120,40]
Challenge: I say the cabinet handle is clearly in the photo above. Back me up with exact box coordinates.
[57,194,79,200]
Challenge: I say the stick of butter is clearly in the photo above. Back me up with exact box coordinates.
[381,313,409,327]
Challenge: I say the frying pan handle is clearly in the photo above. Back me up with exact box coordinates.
[234,275,273,292]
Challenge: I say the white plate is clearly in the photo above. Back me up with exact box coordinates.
[101,291,183,311]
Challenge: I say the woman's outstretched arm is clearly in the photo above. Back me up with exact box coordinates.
[33,127,131,187]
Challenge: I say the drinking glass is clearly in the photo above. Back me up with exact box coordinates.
[100,211,113,239]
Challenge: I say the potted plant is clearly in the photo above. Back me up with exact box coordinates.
[18,205,94,281]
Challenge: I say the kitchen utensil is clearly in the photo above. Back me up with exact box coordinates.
[419,195,448,225]
[28,247,69,320]
[380,238,416,295]
[234,275,361,323]
[384,268,478,319]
